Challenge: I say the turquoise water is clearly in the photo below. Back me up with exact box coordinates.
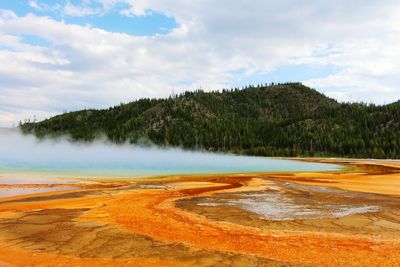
[0,129,340,179]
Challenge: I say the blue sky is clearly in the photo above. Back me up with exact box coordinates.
[1,0,177,36]
[0,1,399,126]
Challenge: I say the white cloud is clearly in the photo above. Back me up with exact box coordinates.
[63,3,102,17]
[28,1,43,11]
[1,1,400,126]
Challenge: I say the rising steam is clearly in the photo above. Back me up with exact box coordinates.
[0,128,338,179]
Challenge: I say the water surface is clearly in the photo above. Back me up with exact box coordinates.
[0,128,340,180]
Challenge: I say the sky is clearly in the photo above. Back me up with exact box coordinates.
[0,1,400,127]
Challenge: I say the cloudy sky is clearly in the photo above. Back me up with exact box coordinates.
[0,1,399,127]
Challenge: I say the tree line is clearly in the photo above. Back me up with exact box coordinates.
[21,83,400,159]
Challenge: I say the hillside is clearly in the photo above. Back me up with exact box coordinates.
[21,83,400,159]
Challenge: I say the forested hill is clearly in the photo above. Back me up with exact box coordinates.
[21,83,400,159]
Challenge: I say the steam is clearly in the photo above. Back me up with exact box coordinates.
[0,128,339,179]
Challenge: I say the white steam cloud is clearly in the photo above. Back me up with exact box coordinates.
[0,128,338,180]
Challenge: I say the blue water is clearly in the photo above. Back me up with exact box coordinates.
[0,129,340,179]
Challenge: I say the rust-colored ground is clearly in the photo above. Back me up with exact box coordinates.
[0,159,399,266]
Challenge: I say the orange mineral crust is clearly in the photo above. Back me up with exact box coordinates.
[0,159,400,266]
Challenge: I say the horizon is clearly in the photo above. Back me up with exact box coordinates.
[1,1,400,127]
